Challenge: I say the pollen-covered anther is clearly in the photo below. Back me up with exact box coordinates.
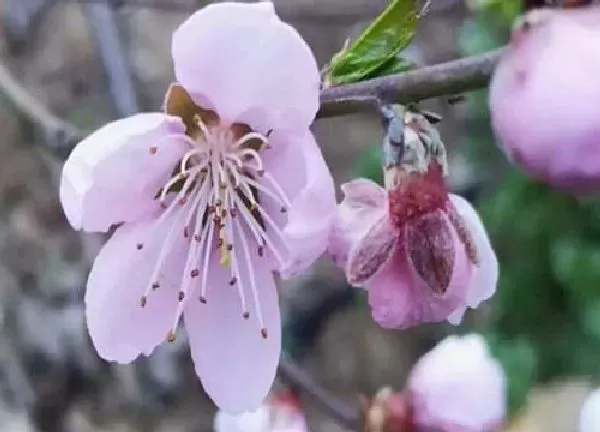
[140,296,148,308]
[243,311,250,320]
[227,244,233,251]
[178,291,185,301]
[152,281,160,290]
[261,328,268,339]
[149,146,157,155]
[229,276,237,286]
[257,169,265,177]
[199,296,208,304]
[183,226,190,238]
[280,206,287,213]
[258,245,264,257]
[136,243,143,250]
[190,268,199,278]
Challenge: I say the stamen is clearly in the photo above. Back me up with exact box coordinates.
[232,131,268,149]
[234,216,266,337]
[136,243,143,250]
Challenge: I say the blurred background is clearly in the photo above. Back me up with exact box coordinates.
[0,0,597,430]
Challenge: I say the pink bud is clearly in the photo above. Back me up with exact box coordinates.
[490,7,600,194]
[408,334,507,432]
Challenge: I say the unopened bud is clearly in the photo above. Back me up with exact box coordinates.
[362,388,413,432]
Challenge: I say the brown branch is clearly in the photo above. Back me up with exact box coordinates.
[278,355,361,431]
[318,48,504,118]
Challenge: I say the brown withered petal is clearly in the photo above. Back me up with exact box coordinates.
[405,211,455,295]
[164,82,219,135]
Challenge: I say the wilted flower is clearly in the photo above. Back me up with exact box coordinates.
[60,2,335,413]
[579,387,600,432]
[408,334,507,432]
[214,391,308,432]
[328,108,498,328]
[490,7,600,195]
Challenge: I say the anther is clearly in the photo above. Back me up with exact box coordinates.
[216,239,223,248]
[166,331,176,342]
[230,207,238,218]
[178,291,185,302]
[280,207,287,213]
[194,234,202,242]
[190,269,199,278]
[149,146,157,154]
[243,311,250,320]
[140,296,147,308]
[250,202,257,211]
[261,328,268,339]
[266,129,273,137]
[215,199,222,207]
[214,216,222,225]
[229,276,237,286]
[227,244,233,251]
[220,182,227,190]
[136,243,144,250]
[183,226,190,238]
[221,209,227,218]
[257,169,265,177]
[208,206,215,214]
[152,281,160,290]
[199,296,208,304]
[179,196,187,205]
[258,246,264,257]
[200,167,208,174]
[160,202,168,209]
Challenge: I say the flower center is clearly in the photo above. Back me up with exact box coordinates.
[140,114,292,341]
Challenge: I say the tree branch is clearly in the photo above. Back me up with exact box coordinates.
[318,48,504,118]
[278,354,361,431]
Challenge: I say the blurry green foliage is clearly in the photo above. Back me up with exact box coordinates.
[327,0,418,85]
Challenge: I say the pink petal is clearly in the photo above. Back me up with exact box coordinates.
[60,113,188,232]
[85,209,189,363]
[366,215,472,329]
[408,334,507,431]
[184,252,281,414]
[447,195,499,325]
[328,178,388,269]
[172,2,319,134]
[260,132,336,278]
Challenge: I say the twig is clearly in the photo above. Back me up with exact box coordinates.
[82,0,139,116]
[318,48,504,118]
[278,354,361,431]
[0,62,82,157]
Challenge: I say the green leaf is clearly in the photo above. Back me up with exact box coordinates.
[327,0,419,85]
[364,56,417,80]
[354,144,383,184]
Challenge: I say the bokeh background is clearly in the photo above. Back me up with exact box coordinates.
[0,0,596,431]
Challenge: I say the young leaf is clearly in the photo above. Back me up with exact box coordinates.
[327,0,419,85]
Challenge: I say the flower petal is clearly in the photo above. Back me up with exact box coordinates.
[328,178,388,269]
[172,2,319,133]
[60,113,188,232]
[85,209,189,363]
[447,195,498,325]
[184,252,281,413]
[366,215,472,329]
[214,407,269,432]
[272,132,336,278]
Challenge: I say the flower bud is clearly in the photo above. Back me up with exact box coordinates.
[362,388,413,432]
[579,387,600,432]
[407,334,507,432]
[490,7,600,194]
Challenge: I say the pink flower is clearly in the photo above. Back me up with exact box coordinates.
[328,169,497,329]
[59,2,335,413]
[579,388,600,432]
[490,7,600,195]
[214,390,308,432]
[408,334,507,432]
